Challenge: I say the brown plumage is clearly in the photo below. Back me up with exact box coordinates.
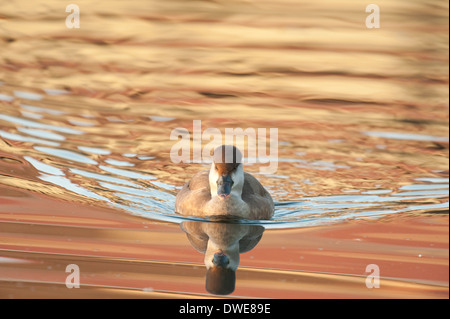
[175,145,274,220]
[213,145,242,176]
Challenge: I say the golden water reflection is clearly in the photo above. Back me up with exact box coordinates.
[0,0,448,298]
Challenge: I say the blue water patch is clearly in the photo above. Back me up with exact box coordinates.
[104,158,135,167]
[363,131,449,143]
[0,130,60,147]
[13,91,43,101]
[99,165,157,180]
[0,114,83,135]
[20,104,65,115]
[17,127,66,141]
[34,146,98,165]
[69,168,139,187]
[77,146,111,155]
[0,93,14,102]
[25,156,65,176]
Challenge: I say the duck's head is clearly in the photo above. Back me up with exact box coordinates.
[205,248,237,295]
[209,145,244,200]
[205,242,239,295]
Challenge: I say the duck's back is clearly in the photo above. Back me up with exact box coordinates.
[175,170,274,220]
[241,173,274,220]
[175,169,211,216]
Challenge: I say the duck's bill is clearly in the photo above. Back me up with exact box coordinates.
[213,250,230,267]
[217,175,233,198]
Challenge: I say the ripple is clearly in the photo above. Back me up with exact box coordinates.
[0,130,60,147]
[104,159,135,167]
[77,146,111,155]
[99,165,156,180]
[25,156,64,176]
[39,173,110,202]
[13,91,43,101]
[0,93,14,102]
[1,74,448,231]
[363,131,449,143]
[34,146,98,165]
[0,114,83,135]
[69,168,139,187]
[20,104,66,115]
[17,127,66,141]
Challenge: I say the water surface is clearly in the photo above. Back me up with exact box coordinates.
[0,0,448,298]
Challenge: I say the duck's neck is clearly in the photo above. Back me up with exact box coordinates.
[209,163,244,199]
[204,239,240,271]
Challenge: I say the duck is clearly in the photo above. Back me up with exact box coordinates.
[175,145,274,220]
[180,220,265,295]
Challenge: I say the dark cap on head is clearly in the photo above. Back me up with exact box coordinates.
[205,266,236,295]
[213,145,242,176]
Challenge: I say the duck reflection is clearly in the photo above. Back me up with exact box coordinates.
[180,220,265,295]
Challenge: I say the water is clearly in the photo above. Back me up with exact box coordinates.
[0,87,447,228]
[0,0,448,298]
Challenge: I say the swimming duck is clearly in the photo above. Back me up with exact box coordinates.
[175,145,274,220]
